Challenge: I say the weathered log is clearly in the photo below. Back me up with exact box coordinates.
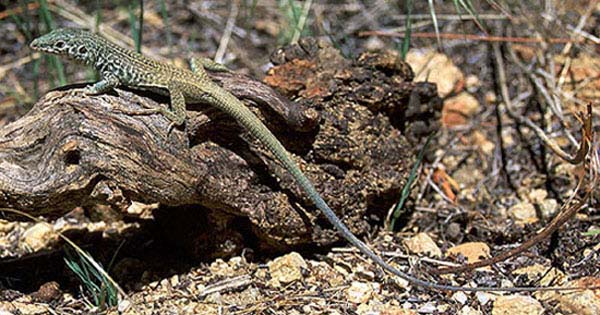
[0,40,441,253]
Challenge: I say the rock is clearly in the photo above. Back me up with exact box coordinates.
[406,49,464,97]
[21,222,57,252]
[442,92,480,127]
[539,198,558,218]
[446,242,491,266]
[452,291,468,304]
[345,281,377,304]
[403,233,442,258]
[547,277,600,315]
[417,302,437,313]
[465,74,480,92]
[475,291,493,305]
[507,202,538,225]
[472,131,495,156]
[0,219,15,233]
[459,305,483,315]
[491,295,543,315]
[267,252,307,287]
[527,189,547,204]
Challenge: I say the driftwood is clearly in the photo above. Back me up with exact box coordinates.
[0,39,441,254]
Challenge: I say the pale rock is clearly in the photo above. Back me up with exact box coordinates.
[0,219,15,233]
[452,291,468,304]
[484,91,497,104]
[475,291,493,305]
[365,36,385,51]
[267,252,307,287]
[465,74,480,91]
[459,305,482,315]
[447,242,491,266]
[406,49,464,97]
[442,92,480,127]
[492,295,543,315]
[539,198,558,218]
[21,222,57,252]
[508,202,538,225]
[345,281,376,304]
[527,189,547,204]
[403,233,441,258]
[418,302,436,313]
[472,131,495,155]
[117,299,131,312]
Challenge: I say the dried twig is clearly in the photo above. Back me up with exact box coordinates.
[431,42,594,275]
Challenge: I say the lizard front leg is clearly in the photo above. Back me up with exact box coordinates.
[84,72,120,94]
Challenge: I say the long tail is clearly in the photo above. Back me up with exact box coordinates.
[209,90,581,292]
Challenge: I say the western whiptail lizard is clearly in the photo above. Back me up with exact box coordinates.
[30,28,587,292]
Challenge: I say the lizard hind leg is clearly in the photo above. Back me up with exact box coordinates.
[190,57,230,74]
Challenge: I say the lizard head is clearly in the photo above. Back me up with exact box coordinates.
[30,28,98,65]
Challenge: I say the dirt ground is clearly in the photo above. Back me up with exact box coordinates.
[0,1,599,314]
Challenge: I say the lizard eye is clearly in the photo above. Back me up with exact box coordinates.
[78,46,87,54]
[55,41,65,49]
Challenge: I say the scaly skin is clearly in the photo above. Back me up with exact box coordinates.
[30,28,582,292]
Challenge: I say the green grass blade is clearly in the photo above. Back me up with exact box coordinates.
[389,134,434,231]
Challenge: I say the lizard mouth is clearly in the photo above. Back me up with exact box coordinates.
[29,40,58,54]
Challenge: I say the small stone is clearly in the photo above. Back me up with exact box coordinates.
[527,189,547,204]
[476,291,493,305]
[492,295,543,315]
[508,202,538,225]
[452,291,468,304]
[539,198,558,218]
[472,131,495,155]
[364,36,385,51]
[459,305,483,315]
[403,233,442,258]
[484,91,497,104]
[418,302,437,313]
[447,242,491,266]
[126,201,158,219]
[118,299,132,312]
[0,219,15,233]
[465,74,480,91]
[406,49,464,97]
[442,92,480,127]
[267,252,307,287]
[345,281,375,304]
[21,222,57,252]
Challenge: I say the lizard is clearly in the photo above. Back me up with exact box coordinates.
[29,28,590,292]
